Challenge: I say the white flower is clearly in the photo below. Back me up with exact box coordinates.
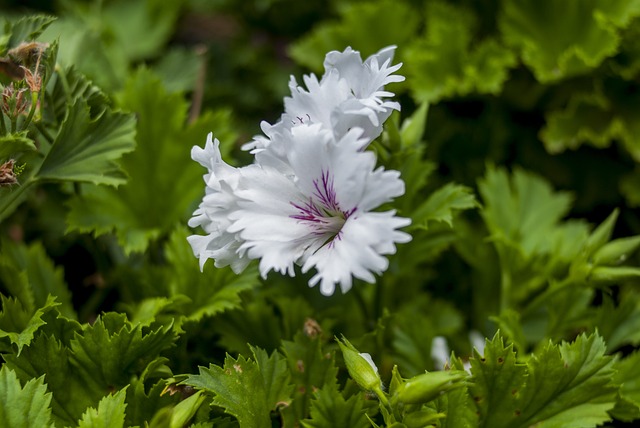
[187,134,251,273]
[188,125,411,295]
[244,46,405,156]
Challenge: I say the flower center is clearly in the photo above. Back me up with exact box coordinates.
[290,170,356,246]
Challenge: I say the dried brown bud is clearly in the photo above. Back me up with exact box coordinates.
[303,317,323,338]
[20,66,42,93]
[2,84,29,116]
[0,160,18,186]
[8,42,49,68]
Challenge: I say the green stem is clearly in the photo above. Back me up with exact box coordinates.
[496,247,512,314]
[21,91,39,131]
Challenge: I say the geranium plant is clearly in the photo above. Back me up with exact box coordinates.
[2,1,640,427]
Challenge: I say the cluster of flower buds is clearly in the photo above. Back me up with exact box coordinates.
[188,46,411,296]
[0,41,47,123]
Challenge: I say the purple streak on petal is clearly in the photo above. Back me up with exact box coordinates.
[289,170,357,243]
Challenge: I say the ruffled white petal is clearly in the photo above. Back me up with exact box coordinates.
[188,46,412,296]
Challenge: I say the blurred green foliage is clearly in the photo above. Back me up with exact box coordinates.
[1,0,640,426]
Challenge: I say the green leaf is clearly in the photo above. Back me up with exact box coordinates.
[433,355,478,428]
[4,15,56,50]
[517,333,617,427]
[168,226,260,321]
[289,0,420,71]
[479,166,574,255]
[184,346,293,428]
[469,332,617,428]
[540,85,640,161]
[405,1,516,102]
[400,102,429,149]
[301,382,370,428]
[41,0,181,91]
[70,312,176,390]
[499,0,640,82]
[281,332,339,424]
[594,298,640,351]
[0,238,76,319]
[66,68,237,254]
[124,377,178,427]
[0,131,36,161]
[468,333,526,428]
[0,365,54,428]
[48,66,110,124]
[152,47,204,93]
[2,333,94,426]
[77,387,128,428]
[478,165,591,306]
[411,182,477,229]
[36,98,136,185]
[611,351,640,421]
[0,294,59,354]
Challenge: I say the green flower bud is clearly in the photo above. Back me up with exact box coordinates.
[589,266,640,284]
[592,236,640,266]
[337,336,384,396]
[394,370,466,404]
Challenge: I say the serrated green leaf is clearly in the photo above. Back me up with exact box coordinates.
[0,238,75,318]
[469,332,617,428]
[540,85,640,160]
[184,346,293,428]
[411,182,476,229]
[281,332,339,424]
[499,0,640,82]
[36,98,136,185]
[0,365,54,428]
[517,333,617,427]
[77,387,128,428]
[301,382,370,428]
[594,298,640,350]
[48,66,110,124]
[611,351,640,421]
[5,15,56,50]
[289,0,419,71]
[3,333,95,426]
[611,15,640,78]
[468,333,526,428]
[405,1,516,102]
[479,166,574,254]
[0,131,36,160]
[0,294,58,354]
[125,377,178,428]
[478,165,591,307]
[70,312,176,390]
[165,225,260,322]
[66,68,237,254]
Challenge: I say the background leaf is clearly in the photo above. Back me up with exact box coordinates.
[0,365,53,428]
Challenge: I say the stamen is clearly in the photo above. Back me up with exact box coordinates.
[290,170,356,244]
